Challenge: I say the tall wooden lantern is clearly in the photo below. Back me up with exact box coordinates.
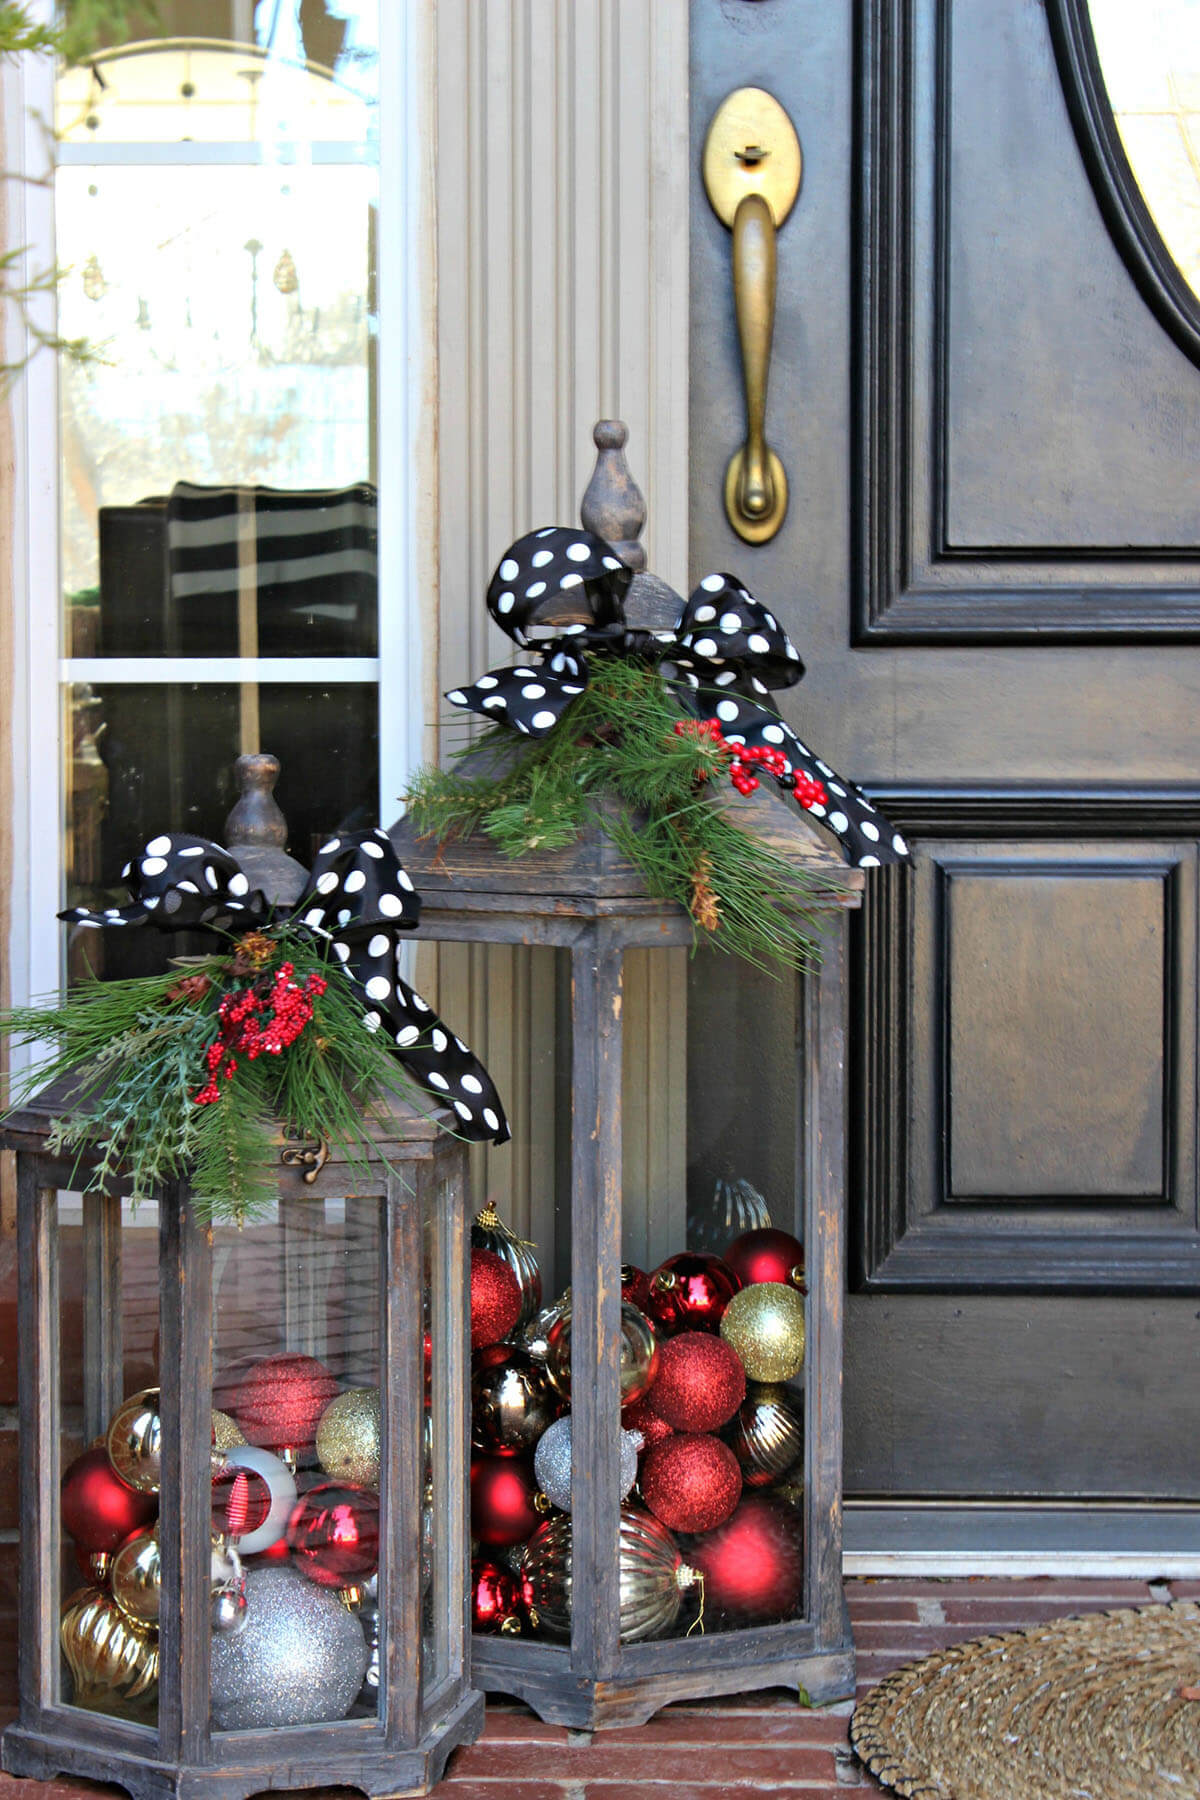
[391,424,872,1728]
[1,762,484,1798]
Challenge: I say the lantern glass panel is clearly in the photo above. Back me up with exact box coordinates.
[476,942,807,1649]
[209,1197,383,1731]
[57,1193,162,1725]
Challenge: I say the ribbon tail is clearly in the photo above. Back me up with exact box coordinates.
[675,686,909,868]
[338,944,509,1144]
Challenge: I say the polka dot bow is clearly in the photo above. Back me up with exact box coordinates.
[59,829,510,1146]
[446,528,910,870]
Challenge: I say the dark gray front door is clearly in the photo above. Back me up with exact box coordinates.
[689,0,1200,1537]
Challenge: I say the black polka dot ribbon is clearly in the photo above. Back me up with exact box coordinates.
[446,527,910,869]
[59,829,510,1145]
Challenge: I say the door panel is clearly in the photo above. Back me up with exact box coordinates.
[689,0,1200,1503]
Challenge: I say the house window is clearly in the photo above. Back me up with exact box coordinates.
[48,4,402,985]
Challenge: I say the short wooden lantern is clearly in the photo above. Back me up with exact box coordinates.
[2,1098,479,1800]
[389,426,864,1729]
[1,771,482,1800]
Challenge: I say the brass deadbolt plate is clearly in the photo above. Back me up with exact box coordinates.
[703,87,802,230]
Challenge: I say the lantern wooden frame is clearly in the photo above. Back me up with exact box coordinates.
[390,804,862,1730]
[1,1094,482,1800]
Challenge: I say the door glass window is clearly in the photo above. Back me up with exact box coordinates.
[1088,0,1200,302]
[55,5,381,982]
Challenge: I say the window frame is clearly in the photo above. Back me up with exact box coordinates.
[4,4,430,1073]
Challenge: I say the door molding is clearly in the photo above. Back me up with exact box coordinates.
[853,784,1200,1292]
[852,0,1200,645]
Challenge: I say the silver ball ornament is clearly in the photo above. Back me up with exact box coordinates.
[210,1565,369,1729]
[211,1584,248,1637]
[533,1415,642,1514]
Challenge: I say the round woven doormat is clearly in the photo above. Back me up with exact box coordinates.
[850,1600,1200,1799]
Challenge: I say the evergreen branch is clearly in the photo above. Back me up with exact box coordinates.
[407,659,850,971]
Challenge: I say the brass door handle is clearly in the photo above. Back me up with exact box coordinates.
[703,88,802,544]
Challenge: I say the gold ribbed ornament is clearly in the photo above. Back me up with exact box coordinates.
[726,1382,804,1487]
[520,1505,698,1643]
[61,1585,159,1714]
[472,1204,542,1332]
[719,1282,806,1383]
[316,1387,381,1488]
[538,1294,659,1406]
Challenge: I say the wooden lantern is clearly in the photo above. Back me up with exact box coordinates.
[389,423,863,1728]
[1,764,482,1798]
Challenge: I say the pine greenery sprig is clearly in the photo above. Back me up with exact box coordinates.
[405,659,849,972]
[3,929,432,1224]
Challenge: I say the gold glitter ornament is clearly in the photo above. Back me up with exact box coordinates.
[726,1382,804,1487]
[316,1387,381,1488]
[211,1409,246,1453]
[60,1585,159,1714]
[520,1505,699,1643]
[719,1282,806,1383]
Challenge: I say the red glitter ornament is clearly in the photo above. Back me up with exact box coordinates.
[641,1434,743,1534]
[647,1332,746,1432]
[687,1495,804,1624]
[644,1253,741,1336]
[61,1446,157,1554]
[621,1264,652,1311]
[621,1393,674,1451]
[232,1353,340,1459]
[470,1455,542,1546]
[286,1481,380,1588]
[471,1248,523,1349]
[471,1557,524,1633]
[724,1227,806,1293]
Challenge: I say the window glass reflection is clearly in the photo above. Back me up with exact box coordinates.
[1089,0,1200,303]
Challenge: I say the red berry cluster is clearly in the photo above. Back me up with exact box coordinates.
[672,718,827,811]
[194,962,328,1105]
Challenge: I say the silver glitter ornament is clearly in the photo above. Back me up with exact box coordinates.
[210,1565,369,1729]
[533,1415,642,1514]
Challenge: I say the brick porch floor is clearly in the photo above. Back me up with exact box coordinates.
[0,1576,1186,1799]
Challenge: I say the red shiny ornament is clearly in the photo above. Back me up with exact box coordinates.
[471,1249,523,1349]
[232,1353,340,1458]
[687,1495,804,1624]
[647,1332,746,1433]
[286,1481,380,1588]
[61,1446,157,1554]
[474,1340,515,1372]
[724,1227,806,1293]
[621,1264,652,1311]
[471,1557,524,1633]
[641,1434,743,1534]
[470,1455,542,1546]
[644,1253,741,1336]
[621,1394,674,1451]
